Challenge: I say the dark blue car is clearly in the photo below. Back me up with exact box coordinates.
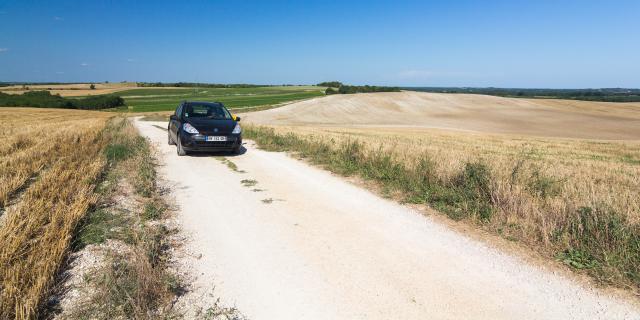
[168,101,242,155]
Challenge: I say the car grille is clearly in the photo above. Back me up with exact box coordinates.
[200,129,231,135]
[194,140,235,147]
[192,136,237,148]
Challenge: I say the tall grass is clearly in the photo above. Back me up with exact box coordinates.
[244,125,640,291]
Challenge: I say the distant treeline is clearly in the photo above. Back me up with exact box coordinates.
[317,81,343,88]
[319,81,400,95]
[136,82,294,88]
[0,91,125,109]
[404,87,640,102]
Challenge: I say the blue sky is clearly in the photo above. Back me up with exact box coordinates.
[0,0,639,88]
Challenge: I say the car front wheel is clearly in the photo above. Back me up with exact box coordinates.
[177,134,187,156]
[168,130,175,145]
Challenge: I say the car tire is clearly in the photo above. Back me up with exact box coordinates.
[168,130,175,145]
[232,144,241,155]
[177,134,187,156]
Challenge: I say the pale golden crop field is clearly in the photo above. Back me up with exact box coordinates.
[0,108,111,319]
[0,82,138,97]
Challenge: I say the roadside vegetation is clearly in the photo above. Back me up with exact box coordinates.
[244,125,640,292]
[0,91,125,109]
[407,87,640,102]
[64,117,178,319]
[0,109,177,319]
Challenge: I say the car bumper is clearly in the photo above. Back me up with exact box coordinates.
[181,134,242,152]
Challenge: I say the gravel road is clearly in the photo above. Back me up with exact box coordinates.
[135,119,639,320]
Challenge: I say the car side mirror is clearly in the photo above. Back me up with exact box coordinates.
[235,116,241,122]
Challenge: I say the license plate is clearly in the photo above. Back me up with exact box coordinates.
[206,136,227,142]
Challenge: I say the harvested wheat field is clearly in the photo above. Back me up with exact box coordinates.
[0,108,113,319]
[0,82,141,97]
[244,91,640,140]
[242,92,640,291]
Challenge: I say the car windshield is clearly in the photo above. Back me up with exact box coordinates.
[183,103,231,119]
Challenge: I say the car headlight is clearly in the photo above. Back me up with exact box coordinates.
[232,123,242,134]
[182,123,199,134]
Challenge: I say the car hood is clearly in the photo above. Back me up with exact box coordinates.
[186,118,236,135]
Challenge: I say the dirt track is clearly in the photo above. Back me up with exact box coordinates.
[243,91,640,140]
[136,119,639,320]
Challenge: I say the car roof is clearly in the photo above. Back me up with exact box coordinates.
[184,101,224,106]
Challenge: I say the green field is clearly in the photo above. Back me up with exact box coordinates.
[113,86,325,112]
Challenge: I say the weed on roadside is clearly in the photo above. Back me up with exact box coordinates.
[217,157,246,173]
[75,208,134,249]
[198,298,246,320]
[241,179,258,187]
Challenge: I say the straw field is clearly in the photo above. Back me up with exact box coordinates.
[0,108,111,319]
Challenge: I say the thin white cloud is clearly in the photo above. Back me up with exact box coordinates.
[54,16,63,21]
[56,71,65,74]
[126,58,134,62]
[80,62,89,67]
[0,48,8,53]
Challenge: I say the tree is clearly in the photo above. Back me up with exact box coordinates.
[89,84,96,90]
[325,88,338,95]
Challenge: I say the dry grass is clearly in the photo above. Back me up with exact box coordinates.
[0,109,110,206]
[0,108,111,319]
[245,124,640,290]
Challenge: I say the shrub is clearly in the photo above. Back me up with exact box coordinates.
[325,87,338,95]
